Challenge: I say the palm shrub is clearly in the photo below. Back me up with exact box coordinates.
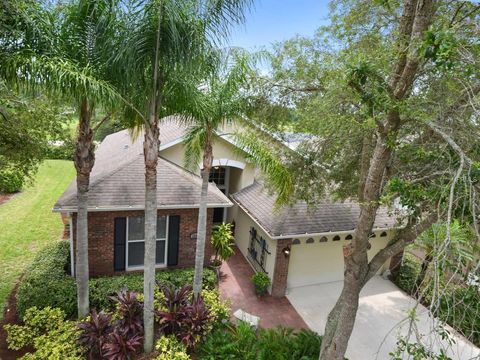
[211,223,235,266]
[251,272,271,296]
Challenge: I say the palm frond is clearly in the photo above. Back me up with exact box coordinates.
[234,130,294,206]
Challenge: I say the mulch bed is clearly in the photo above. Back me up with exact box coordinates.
[0,279,33,360]
[0,193,17,206]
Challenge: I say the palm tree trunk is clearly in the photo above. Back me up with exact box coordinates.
[143,110,159,352]
[75,99,95,318]
[193,139,213,298]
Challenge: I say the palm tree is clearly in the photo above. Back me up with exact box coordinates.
[116,0,253,352]
[182,51,252,297]
[0,0,126,318]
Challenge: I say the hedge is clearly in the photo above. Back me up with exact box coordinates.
[17,241,217,319]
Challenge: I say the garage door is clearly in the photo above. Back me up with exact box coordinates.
[287,239,345,289]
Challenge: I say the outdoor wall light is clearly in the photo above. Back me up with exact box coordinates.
[190,232,197,240]
[282,246,291,257]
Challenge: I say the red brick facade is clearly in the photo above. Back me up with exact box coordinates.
[271,238,292,297]
[71,208,214,277]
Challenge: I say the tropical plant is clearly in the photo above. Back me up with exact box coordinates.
[77,310,113,359]
[182,50,252,298]
[156,284,211,348]
[114,0,254,351]
[1,0,128,318]
[210,223,235,266]
[102,330,143,360]
[251,272,271,296]
[112,290,144,337]
[155,335,190,360]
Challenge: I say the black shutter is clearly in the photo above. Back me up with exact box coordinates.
[167,215,180,266]
[114,218,126,271]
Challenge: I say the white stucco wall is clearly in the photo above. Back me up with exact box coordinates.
[233,206,276,287]
[286,231,393,290]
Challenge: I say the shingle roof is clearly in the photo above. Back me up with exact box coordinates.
[54,117,231,212]
[231,182,397,238]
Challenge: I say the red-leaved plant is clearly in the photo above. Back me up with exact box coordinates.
[155,283,210,348]
[102,330,142,360]
[78,310,112,359]
[78,290,143,359]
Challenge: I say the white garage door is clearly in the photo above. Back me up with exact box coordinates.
[287,239,345,289]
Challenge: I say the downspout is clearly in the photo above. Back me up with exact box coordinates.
[69,213,74,277]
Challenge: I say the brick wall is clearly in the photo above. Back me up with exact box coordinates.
[271,238,292,297]
[71,208,214,277]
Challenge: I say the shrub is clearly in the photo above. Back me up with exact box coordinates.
[394,253,422,295]
[156,284,211,348]
[18,241,216,317]
[202,289,231,326]
[6,307,85,360]
[102,330,142,360]
[16,241,77,319]
[211,223,235,265]
[44,138,75,160]
[155,335,190,360]
[0,166,26,193]
[251,272,271,296]
[436,285,480,346]
[77,310,113,358]
[198,322,322,360]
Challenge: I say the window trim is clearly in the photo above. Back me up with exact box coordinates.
[125,215,169,271]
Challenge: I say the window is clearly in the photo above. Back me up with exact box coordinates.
[126,216,168,269]
[209,167,226,186]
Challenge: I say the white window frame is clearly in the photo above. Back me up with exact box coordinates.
[125,215,169,271]
[210,166,230,223]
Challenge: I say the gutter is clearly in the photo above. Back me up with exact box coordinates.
[53,202,233,213]
[231,196,400,240]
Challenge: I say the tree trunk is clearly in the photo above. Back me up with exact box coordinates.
[75,99,95,318]
[143,113,159,352]
[319,1,435,357]
[193,137,213,298]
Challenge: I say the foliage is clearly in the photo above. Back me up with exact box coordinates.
[198,321,322,360]
[155,335,190,360]
[251,272,271,295]
[395,253,422,295]
[389,336,453,360]
[78,310,113,358]
[5,306,85,360]
[0,165,26,193]
[16,241,216,318]
[0,87,70,193]
[437,285,480,346]
[201,289,231,327]
[210,223,235,264]
[44,137,76,161]
[102,330,142,360]
[156,284,211,348]
[5,306,66,350]
[16,241,77,319]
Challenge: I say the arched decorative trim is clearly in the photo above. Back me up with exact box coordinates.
[292,238,301,245]
[306,237,314,244]
[333,235,341,241]
[200,158,246,170]
[345,234,353,240]
[319,236,328,243]
[380,231,388,237]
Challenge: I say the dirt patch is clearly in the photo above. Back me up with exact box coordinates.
[0,193,17,207]
[0,279,33,360]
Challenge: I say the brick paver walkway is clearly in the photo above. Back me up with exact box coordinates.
[219,247,307,329]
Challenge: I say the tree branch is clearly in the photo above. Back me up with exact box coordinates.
[362,212,439,286]
[92,113,112,134]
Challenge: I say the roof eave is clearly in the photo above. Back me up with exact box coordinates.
[53,201,233,213]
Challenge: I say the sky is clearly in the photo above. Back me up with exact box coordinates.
[228,0,331,50]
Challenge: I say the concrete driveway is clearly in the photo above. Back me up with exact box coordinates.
[287,277,480,360]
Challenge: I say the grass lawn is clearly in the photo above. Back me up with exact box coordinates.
[0,160,75,319]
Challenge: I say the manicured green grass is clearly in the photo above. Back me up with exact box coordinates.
[0,160,75,319]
